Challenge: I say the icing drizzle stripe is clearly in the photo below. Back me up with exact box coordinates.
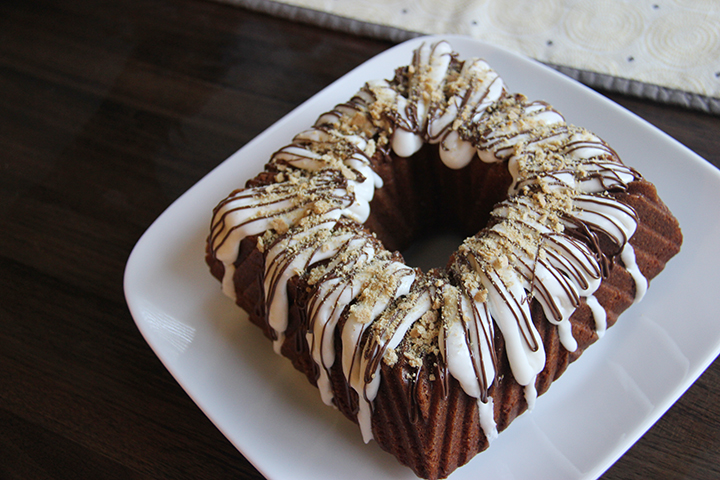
[208,40,648,443]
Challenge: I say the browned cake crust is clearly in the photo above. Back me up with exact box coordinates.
[205,41,682,479]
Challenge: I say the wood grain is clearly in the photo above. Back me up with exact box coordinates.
[0,0,718,478]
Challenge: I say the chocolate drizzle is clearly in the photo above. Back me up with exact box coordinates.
[207,40,649,446]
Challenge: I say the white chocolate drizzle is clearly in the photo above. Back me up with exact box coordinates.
[208,40,648,444]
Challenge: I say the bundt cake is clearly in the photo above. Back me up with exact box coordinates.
[205,40,682,479]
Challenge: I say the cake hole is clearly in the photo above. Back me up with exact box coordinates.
[402,230,467,273]
[366,145,513,273]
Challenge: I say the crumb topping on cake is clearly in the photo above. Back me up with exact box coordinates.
[208,40,646,445]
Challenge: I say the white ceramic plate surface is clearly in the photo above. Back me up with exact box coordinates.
[124,35,720,480]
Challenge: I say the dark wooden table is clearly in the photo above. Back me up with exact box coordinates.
[2,0,719,478]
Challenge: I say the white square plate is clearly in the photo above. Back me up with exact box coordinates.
[124,35,720,479]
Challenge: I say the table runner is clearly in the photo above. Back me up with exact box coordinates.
[217,0,720,114]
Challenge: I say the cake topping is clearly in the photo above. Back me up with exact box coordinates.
[208,40,647,445]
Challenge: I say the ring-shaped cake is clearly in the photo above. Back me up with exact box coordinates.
[206,41,682,479]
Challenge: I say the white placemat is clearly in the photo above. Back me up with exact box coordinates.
[218,0,720,114]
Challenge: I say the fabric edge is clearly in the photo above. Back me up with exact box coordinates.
[217,0,421,43]
[210,0,719,116]
[550,65,720,116]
